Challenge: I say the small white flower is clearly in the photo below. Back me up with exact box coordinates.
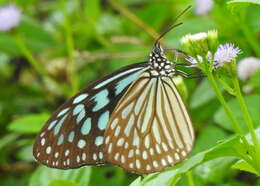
[195,0,214,16]
[214,43,242,67]
[0,4,22,31]
[237,57,260,80]
[181,32,207,44]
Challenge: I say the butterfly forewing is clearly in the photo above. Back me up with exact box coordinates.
[33,62,149,169]
[103,71,194,174]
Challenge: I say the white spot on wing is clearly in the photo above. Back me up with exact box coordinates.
[122,102,134,119]
[136,159,141,169]
[124,114,135,137]
[46,146,51,154]
[117,138,124,147]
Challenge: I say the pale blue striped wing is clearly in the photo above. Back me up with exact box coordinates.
[104,71,194,174]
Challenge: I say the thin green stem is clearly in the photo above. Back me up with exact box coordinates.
[206,71,260,171]
[187,171,195,186]
[240,23,260,58]
[206,71,248,144]
[239,11,260,58]
[14,34,47,77]
[232,76,258,147]
[61,0,79,96]
[14,32,69,95]
[107,0,160,40]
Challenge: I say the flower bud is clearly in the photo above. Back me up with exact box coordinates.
[180,30,219,57]
[0,4,22,32]
[237,57,260,81]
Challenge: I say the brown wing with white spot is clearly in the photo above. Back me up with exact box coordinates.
[104,71,194,174]
[33,62,149,169]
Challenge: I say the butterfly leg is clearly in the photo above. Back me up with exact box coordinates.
[175,69,205,79]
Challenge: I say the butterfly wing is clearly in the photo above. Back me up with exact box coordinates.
[103,71,194,174]
[33,62,149,169]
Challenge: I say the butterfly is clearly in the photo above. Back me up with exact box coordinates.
[33,7,195,174]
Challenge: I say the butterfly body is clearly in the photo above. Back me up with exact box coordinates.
[33,43,194,174]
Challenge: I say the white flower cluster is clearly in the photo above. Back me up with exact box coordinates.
[237,57,260,80]
[181,32,208,43]
[195,0,214,16]
[185,43,242,68]
[0,4,21,31]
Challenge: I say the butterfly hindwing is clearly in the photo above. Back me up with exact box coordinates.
[103,71,194,174]
[33,62,149,169]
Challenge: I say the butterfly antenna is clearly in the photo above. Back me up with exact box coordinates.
[155,5,192,45]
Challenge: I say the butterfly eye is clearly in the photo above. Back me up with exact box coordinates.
[153,43,163,54]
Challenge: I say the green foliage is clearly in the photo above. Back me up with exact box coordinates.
[190,79,216,109]
[214,95,260,132]
[132,130,247,185]
[8,113,50,134]
[232,160,258,175]
[29,166,91,186]
[133,128,260,185]
[0,0,260,185]
[228,0,260,6]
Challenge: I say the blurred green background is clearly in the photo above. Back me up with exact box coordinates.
[0,0,260,186]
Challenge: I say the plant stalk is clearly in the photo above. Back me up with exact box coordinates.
[206,71,248,145]
[232,77,258,147]
[14,34,47,78]
[107,0,160,40]
[187,171,195,186]
[61,0,79,96]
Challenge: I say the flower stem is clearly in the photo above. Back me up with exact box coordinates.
[239,12,260,58]
[231,76,258,147]
[187,171,195,186]
[61,0,79,96]
[107,0,160,40]
[14,34,47,78]
[206,71,260,172]
[14,32,68,95]
[206,71,248,144]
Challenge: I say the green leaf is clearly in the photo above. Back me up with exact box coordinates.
[8,113,50,134]
[89,166,128,186]
[247,6,260,33]
[0,33,20,55]
[49,180,78,186]
[190,79,216,109]
[232,159,258,175]
[214,95,260,132]
[29,166,91,186]
[0,133,19,150]
[16,144,34,161]
[194,157,237,184]
[132,128,260,186]
[129,176,141,186]
[193,126,229,154]
[228,0,260,6]
[18,17,56,53]
[192,127,234,183]
[227,0,260,13]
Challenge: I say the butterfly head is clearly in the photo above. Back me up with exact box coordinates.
[149,42,175,76]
